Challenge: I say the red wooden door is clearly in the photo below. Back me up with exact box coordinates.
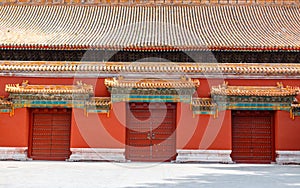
[231,111,275,163]
[29,108,71,160]
[126,102,176,162]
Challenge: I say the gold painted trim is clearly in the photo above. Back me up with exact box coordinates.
[2,62,300,76]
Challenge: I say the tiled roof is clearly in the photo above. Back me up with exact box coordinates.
[105,77,200,89]
[0,5,300,51]
[191,98,217,116]
[192,98,216,108]
[85,97,111,114]
[1,0,299,5]
[0,96,12,113]
[5,80,94,94]
[0,98,12,106]
[291,103,300,108]
[211,82,299,96]
[1,61,300,77]
[86,97,111,107]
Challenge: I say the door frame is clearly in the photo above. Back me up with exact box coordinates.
[28,108,72,160]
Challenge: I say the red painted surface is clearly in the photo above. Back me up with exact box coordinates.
[231,111,275,163]
[0,77,300,159]
[275,111,300,150]
[176,103,231,150]
[70,103,126,149]
[195,78,224,98]
[0,108,29,147]
[126,102,176,162]
[29,108,71,160]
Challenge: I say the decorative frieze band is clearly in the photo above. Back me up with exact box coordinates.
[211,82,299,112]
[191,98,218,117]
[2,61,300,78]
[3,81,111,116]
[2,80,300,118]
[85,97,111,116]
[106,77,199,103]
[0,97,13,116]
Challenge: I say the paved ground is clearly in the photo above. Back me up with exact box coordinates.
[0,161,300,188]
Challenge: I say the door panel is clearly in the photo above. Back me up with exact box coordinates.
[231,111,275,163]
[126,102,176,162]
[29,108,71,160]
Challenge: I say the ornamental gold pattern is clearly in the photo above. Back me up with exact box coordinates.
[104,77,200,89]
[211,82,300,97]
[1,61,300,77]
[5,80,94,94]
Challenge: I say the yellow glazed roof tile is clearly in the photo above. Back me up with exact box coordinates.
[192,98,216,107]
[211,82,300,96]
[0,4,300,51]
[86,97,111,106]
[104,77,200,88]
[1,61,300,76]
[5,80,94,94]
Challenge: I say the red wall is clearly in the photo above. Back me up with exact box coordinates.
[70,103,126,148]
[0,108,29,147]
[176,103,231,150]
[1,77,300,152]
[71,102,232,150]
[195,78,224,98]
[275,111,300,150]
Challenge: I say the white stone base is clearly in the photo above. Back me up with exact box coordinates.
[276,151,300,164]
[176,149,233,163]
[68,148,126,162]
[0,147,29,161]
